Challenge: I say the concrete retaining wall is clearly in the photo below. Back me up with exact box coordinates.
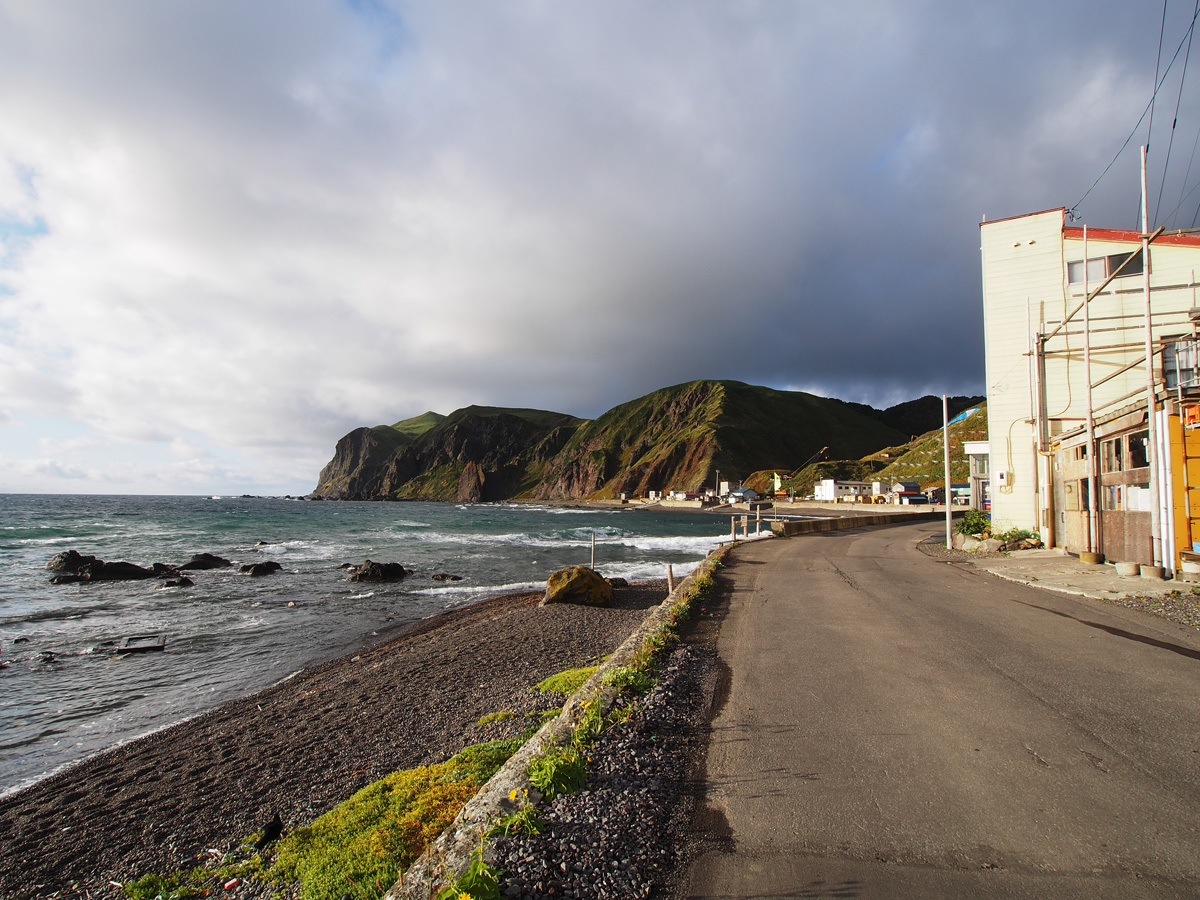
[770,509,941,536]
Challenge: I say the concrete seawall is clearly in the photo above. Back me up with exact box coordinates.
[770,509,943,536]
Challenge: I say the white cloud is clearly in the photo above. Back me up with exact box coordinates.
[0,0,1193,494]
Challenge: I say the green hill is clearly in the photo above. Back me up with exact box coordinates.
[310,381,972,502]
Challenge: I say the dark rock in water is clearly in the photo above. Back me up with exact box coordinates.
[239,561,282,577]
[432,573,463,582]
[46,550,100,573]
[159,577,194,588]
[179,553,233,571]
[540,565,614,607]
[13,636,31,644]
[255,812,283,850]
[52,561,156,583]
[151,563,180,577]
[349,560,409,583]
[80,561,156,582]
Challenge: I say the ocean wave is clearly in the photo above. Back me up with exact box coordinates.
[614,533,726,553]
[405,580,542,597]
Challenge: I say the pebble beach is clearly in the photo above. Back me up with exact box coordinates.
[0,580,698,899]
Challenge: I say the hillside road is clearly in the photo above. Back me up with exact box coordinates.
[683,521,1200,900]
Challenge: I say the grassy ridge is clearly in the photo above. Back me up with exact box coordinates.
[312,381,976,501]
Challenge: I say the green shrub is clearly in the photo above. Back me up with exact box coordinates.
[602,665,655,694]
[434,847,502,900]
[993,526,1035,544]
[527,745,587,800]
[955,508,991,536]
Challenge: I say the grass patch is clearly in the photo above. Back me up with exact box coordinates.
[268,736,524,900]
[123,870,207,900]
[476,710,516,728]
[535,665,597,695]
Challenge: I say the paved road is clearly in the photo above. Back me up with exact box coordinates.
[683,521,1200,900]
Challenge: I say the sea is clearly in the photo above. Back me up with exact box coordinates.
[0,494,738,797]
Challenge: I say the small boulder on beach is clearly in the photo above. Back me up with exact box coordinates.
[540,565,613,607]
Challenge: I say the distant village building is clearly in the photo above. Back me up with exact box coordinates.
[814,479,871,502]
[729,487,759,503]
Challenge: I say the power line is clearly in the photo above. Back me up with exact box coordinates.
[1171,1,1200,227]
[1070,3,1200,219]
[1155,0,1199,226]
[1147,0,1169,151]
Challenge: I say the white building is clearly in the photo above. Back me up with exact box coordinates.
[814,479,871,502]
[980,206,1200,570]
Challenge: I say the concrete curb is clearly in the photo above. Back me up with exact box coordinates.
[387,548,729,900]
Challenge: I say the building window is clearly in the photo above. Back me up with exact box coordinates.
[1126,483,1153,511]
[1103,484,1123,510]
[1102,437,1123,473]
[1128,430,1149,468]
[1067,249,1144,284]
[1101,430,1149,473]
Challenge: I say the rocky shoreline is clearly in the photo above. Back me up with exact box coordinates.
[0,579,698,899]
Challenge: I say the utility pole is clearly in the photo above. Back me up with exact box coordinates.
[1142,145,1162,567]
[1083,226,1100,560]
[943,394,952,548]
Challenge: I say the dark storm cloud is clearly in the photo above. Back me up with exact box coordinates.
[0,0,1195,491]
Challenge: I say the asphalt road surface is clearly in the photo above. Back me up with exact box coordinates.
[683,521,1200,900]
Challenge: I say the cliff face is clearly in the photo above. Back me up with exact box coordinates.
[312,425,413,500]
[311,407,581,501]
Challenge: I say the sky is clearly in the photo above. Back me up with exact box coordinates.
[2,1,1200,495]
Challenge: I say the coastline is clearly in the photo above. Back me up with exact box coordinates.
[0,580,671,898]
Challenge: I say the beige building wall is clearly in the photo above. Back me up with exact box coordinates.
[980,209,1065,532]
[981,206,1200,562]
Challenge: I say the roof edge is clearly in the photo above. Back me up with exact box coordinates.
[979,207,1065,228]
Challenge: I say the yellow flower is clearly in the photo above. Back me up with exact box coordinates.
[509,789,519,801]
[458,893,473,900]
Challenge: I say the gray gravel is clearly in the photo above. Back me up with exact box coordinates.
[491,641,720,900]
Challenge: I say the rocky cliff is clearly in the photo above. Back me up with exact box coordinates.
[312,407,581,501]
[311,380,928,502]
